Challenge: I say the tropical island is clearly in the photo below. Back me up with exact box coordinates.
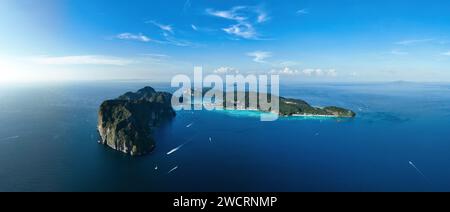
[98,86,355,156]
[278,97,356,117]
[190,88,356,118]
[97,87,176,156]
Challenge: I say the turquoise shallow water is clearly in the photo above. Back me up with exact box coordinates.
[214,109,270,118]
[215,109,341,120]
[1,82,450,191]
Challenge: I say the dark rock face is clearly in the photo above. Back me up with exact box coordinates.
[98,87,175,156]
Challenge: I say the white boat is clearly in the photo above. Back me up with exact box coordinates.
[168,166,178,174]
[167,143,185,155]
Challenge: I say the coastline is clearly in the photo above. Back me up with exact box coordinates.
[290,114,340,118]
[210,109,351,119]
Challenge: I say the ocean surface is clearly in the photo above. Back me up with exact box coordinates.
[1,81,450,192]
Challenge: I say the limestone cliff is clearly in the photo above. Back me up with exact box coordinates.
[97,87,175,156]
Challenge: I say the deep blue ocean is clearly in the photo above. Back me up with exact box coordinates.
[1,81,450,192]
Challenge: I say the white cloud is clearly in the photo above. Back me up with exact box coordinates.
[223,23,256,39]
[140,21,197,47]
[390,50,409,55]
[148,21,174,34]
[190,24,216,33]
[206,6,247,21]
[140,53,169,58]
[206,6,268,39]
[116,33,151,42]
[162,32,195,47]
[442,51,450,56]
[117,31,194,47]
[213,67,239,74]
[139,53,169,62]
[270,67,299,75]
[278,61,300,67]
[257,11,269,23]
[270,67,338,77]
[303,69,323,76]
[31,55,135,66]
[183,0,191,13]
[296,8,309,15]
[326,69,338,77]
[395,39,434,46]
[247,51,272,63]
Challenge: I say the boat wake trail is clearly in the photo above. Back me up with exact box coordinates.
[166,142,188,155]
[409,161,430,183]
[168,166,178,174]
[166,145,183,155]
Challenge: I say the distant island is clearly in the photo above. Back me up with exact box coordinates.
[278,97,356,117]
[98,86,355,156]
[190,88,356,118]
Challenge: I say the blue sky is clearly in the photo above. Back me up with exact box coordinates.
[1,0,450,82]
